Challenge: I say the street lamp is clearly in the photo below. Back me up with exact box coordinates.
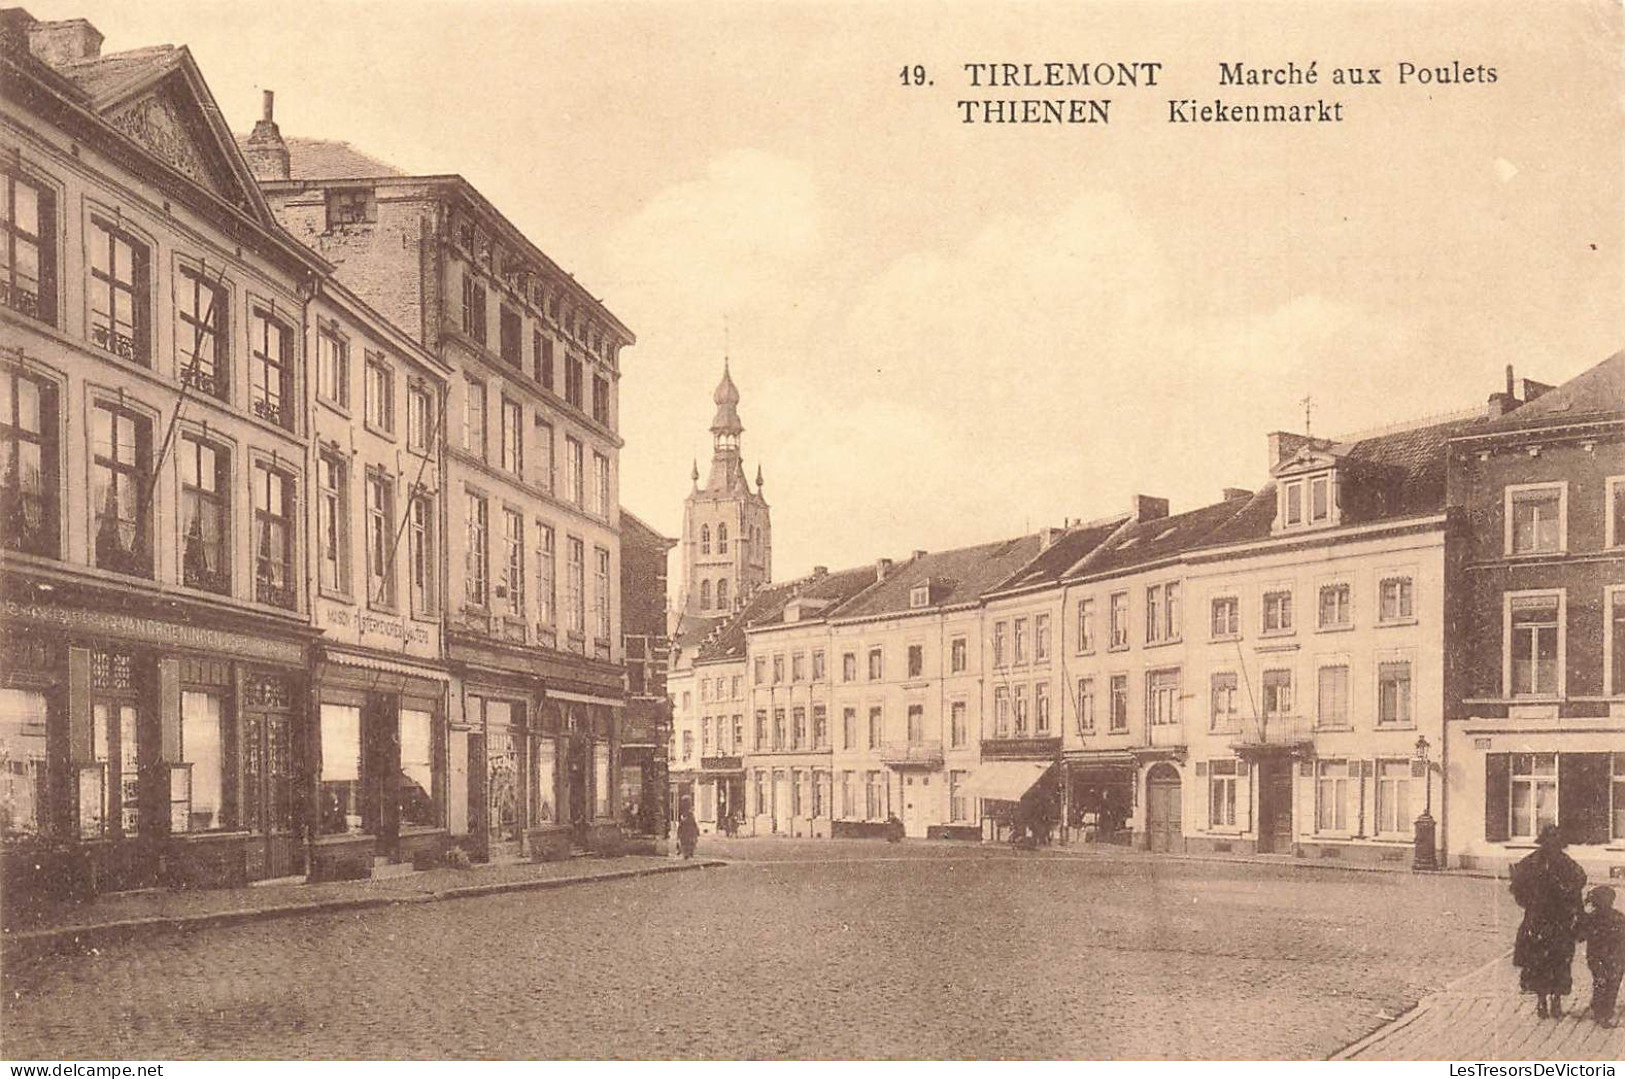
[1412,734,1438,871]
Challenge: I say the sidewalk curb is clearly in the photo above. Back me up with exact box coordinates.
[1328,947,1515,1060]
[2,859,727,964]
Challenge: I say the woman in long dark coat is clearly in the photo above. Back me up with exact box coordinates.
[1511,824,1588,1017]
[676,806,699,860]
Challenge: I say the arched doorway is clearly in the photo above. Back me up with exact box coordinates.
[1145,763,1183,853]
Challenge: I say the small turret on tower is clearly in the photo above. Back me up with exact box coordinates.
[681,358,773,618]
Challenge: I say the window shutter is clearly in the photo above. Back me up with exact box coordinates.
[1484,753,1511,843]
[67,646,92,763]
[158,657,181,761]
[1557,753,1611,845]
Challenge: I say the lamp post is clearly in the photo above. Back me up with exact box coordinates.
[1412,734,1438,871]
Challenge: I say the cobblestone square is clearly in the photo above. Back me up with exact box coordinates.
[2,843,1523,1059]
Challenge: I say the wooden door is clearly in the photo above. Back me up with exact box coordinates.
[902,774,927,838]
[1258,762,1294,853]
[1146,765,1183,853]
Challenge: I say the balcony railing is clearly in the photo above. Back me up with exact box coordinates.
[980,736,1062,761]
[255,575,297,611]
[880,740,944,768]
[1,281,40,320]
[1231,713,1316,754]
[91,323,140,363]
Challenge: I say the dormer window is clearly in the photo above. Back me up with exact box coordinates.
[1277,469,1337,532]
[909,583,930,609]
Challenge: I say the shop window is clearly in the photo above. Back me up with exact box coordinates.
[1510,752,1558,841]
[1208,759,1238,828]
[250,310,293,430]
[89,217,149,364]
[398,708,436,828]
[176,266,227,400]
[531,737,556,825]
[177,690,229,832]
[594,742,611,818]
[1376,759,1412,838]
[253,463,296,609]
[92,401,152,577]
[0,688,50,838]
[319,704,363,835]
[1316,759,1352,834]
[180,435,229,594]
[2,171,56,325]
[2,368,61,558]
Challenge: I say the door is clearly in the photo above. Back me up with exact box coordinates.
[1259,761,1294,853]
[241,668,304,881]
[466,731,487,860]
[902,774,928,838]
[1146,763,1183,853]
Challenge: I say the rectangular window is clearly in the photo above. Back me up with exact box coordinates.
[792,708,807,749]
[842,708,857,749]
[1146,584,1164,644]
[1318,584,1351,629]
[1035,614,1051,661]
[994,686,1010,737]
[178,690,229,832]
[868,707,882,750]
[317,454,348,594]
[1379,577,1414,622]
[701,717,711,756]
[1612,591,1625,696]
[1211,596,1240,638]
[399,708,435,827]
[1110,592,1129,649]
[950,770,969,823]
[92,402,152,577]
[1284,480,1303,526]
[1077,678,1095,733]
[1014,618,1028,663]
[319,703,363,835]
[366,472,396,609]
[1146,669,1179,726]
[325,187,372,227]
[868,647,883,681]
[567,436,584,507]
[2,688,50,837]
[681,731,693,762]
[593,452,610,517]
[501,399,523,475]
[812,651,826,681]
[950,700,967,746]
[465,493,488,606]
[1,172,55,325]
[461,273,486,345]
[1377,660,1413,726]
[1263,590,1294,634]
[1262,669,1292,719]
[772,709,786,750]
[500,307,522,367]
[754,711,766,751]
[250,311,293,430]
[1316,759,1352,834]
[566,537,585,636]
[566,357,584,409]
[501,509,525,618]
[842,653,857,682]
[534,419,554,492]
[1610,478,1625,550]
[253,464,296,609]
[1317,665,1350,728]
[0,369,60,558]
[813,705,828,749]
[791,653,806,683]
[1210,672,1238,730]
[1508,485,1564,555]
[317,331,348,408]
[535,525,555,627]
[950,637,967,673]
[1035,683,1051,734]
[1209,759,1238,828]
[365,357,394,433]
[754,657,767,685]
[592,374,610,425]
[89,218,149,364]
[1510,596,1560,697]
[1077,598,1096,652]
[866,771,884,820]
[407,384,433,453]
[179,435,229,594]
[993,622,1007,666]
[772,655,784,684]
[176,266,226,399]
[1109,675,1129,732]
[536,333,554,390]
[464,377,486,459]
[409,494,436,617]
[594,546,611,641]
[907,644,924,679]
[1310,475,1331,523]
[1376,759,1413,837]
[906,704,924,743]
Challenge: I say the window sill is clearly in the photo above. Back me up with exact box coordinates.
[318,397,351,420]
[318,585,353,604]
[1259,630,1296,640]
[1107,644,1131,654]
[1315,724,1354,733]
[1315,624,1355,634]
[1142,639,1182,651]
[1373,723,1418,732]
[1376,618,1419,629]
[1209,634,1241,645]
[363,420,397,443]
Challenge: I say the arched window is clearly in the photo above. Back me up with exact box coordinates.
[700,579,711,608]
[717,523,729,554]
[717,578,730,610]
[700,524,710,555]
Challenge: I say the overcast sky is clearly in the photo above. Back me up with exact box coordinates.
[36,0,1625,582]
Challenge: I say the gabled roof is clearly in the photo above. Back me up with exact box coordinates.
[232,136,405,181]
[748,566,879,631]
[1474,350,1625,435]
[834,535,1045,619]
[1065,498,1254,581]
[695,581,800,662]
[619,508,675,553]
[991,518,1127,595]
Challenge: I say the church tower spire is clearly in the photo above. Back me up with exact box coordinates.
[681,358,772,619]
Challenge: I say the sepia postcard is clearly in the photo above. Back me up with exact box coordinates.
[0,0,1623,1066]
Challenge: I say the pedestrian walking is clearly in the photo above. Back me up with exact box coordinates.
[1510,824,1588,1018]
[1577,885,1625,1028]
[677,805,699,860]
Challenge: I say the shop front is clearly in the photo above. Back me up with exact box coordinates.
[0,588,314,911]
[1062,751,1136,845]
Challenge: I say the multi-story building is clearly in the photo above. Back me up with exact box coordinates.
[245,119,635,858]
[0,15,358,892]
[830,538,1048,839]
[1445,356,1625,875]
[680,363,770,619]
[618,507,674,834]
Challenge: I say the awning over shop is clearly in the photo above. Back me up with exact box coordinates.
[548,689,624,707]
[962,760,1051,802]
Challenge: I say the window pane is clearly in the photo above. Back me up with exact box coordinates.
[180,690,225,831]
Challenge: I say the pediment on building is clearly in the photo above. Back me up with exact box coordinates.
[1270,447,1342,478]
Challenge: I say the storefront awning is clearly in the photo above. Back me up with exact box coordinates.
[548,689,624,707]
[962,760,1051,802]
[323,650,451,682]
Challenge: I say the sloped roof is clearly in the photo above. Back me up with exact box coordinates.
[993,518,1127,594]
[52,43,180,104]
[243,136,406,181]
[695,581,800,662]
[745,565,881,632]
[1476,350,1625,435]
[1335,412,1489,519]
[1066,497,1254,580]
[619,508,675,552]
[835,535,1045,619]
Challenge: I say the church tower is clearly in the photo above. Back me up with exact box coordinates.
[681,361,771,617]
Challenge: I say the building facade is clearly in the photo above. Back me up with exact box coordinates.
[619,508,674,834]
[681,363,770,619]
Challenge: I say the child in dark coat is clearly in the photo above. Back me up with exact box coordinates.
[1578,885,1625,1028]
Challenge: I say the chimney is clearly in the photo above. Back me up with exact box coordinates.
[1222,487,1253,502]
[911,549,927,561]
[1266,431,1335,468]
[875,558,894,583]
[242,89,291,182]
[1486,365,1521,419]
[1039,526,1063,550]
[812,565,828,578]
[1129,494,1169,523]
[26,18,103,66]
